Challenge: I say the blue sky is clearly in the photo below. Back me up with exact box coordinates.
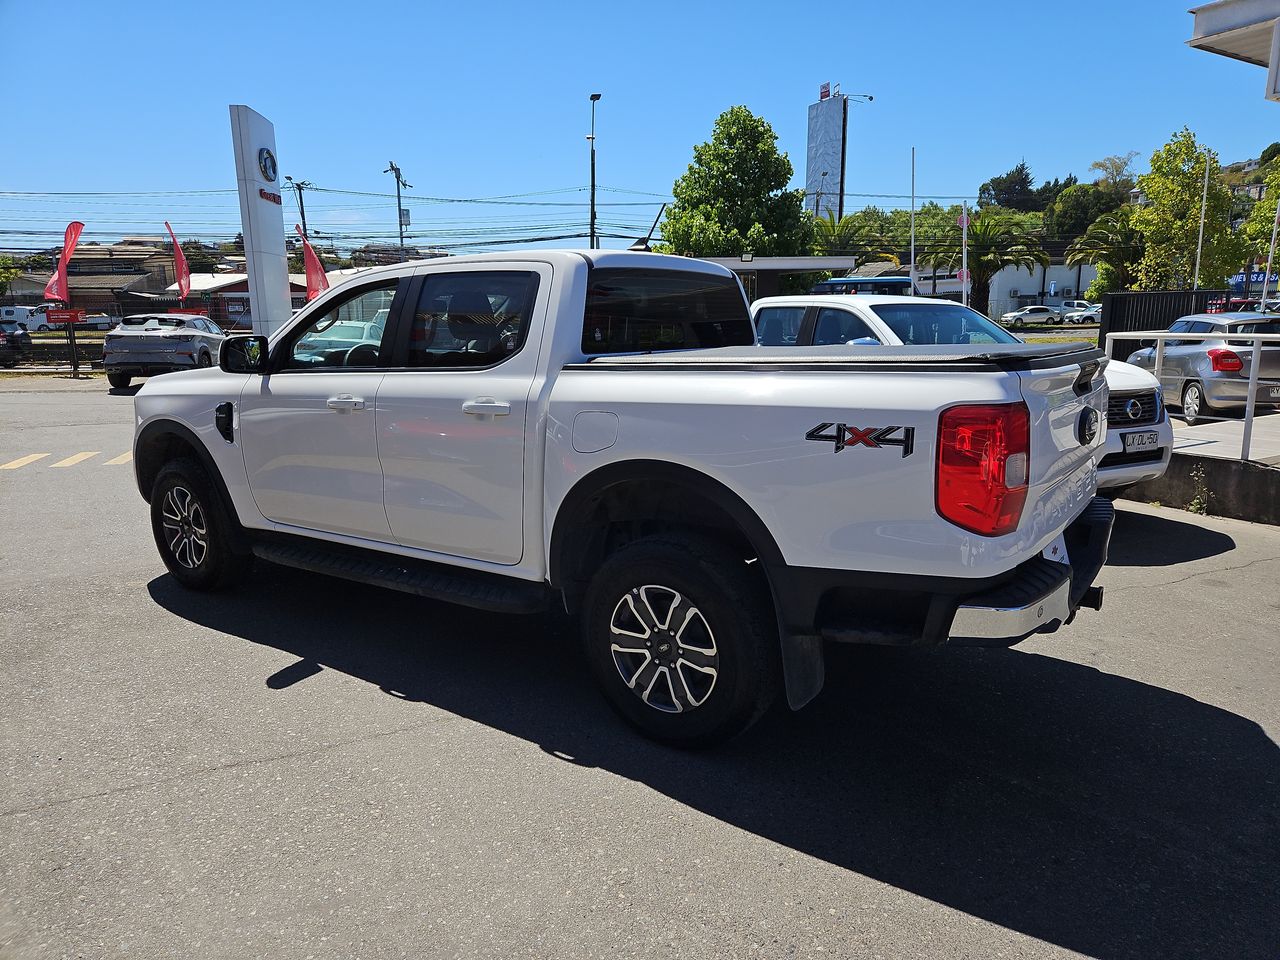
[1,0,1272,253]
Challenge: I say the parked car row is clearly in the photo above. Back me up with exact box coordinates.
[1000,302,1101,326]
[753,294,1173,495]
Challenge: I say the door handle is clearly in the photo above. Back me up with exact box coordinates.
[326,394,365,412]
[462,397,511,417]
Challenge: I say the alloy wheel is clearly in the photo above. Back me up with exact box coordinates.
[608,584,719,714]
[1183,384,1202,423]
[160,485,209,569]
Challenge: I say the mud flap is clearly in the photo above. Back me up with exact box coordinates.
[781,633,825,710]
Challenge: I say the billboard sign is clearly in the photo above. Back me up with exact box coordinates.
[805,93,848,219]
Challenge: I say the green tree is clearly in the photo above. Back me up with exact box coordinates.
[935,212,1048,316]
[1089,151,1140,203]
[1066,207,1144,294]
[1260,142,1280,165]
[1034,174,1078,211]
[811,211,862,255]
[978,161,1036,211]
[1239,164,1280,260]
[659,106,810,257]
[1045,183,1122,241]
[179,240,218,274]
[1132,129,1247,289]
[0,255,18,296]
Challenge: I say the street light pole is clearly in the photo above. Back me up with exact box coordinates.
[384,161,412,258]
[589,93,601,249]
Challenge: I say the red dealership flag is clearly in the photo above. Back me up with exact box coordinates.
[296,224,329,301]
[43,221,85,303]
[164,221,190,300]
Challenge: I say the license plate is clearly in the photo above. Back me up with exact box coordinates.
[1269,386,1280,398]
[1122,431,1160,452]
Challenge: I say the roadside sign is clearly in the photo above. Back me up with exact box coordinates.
[956,269,970,282]
[1049,280,1057,296]
[957,214,970,228]
[46,309,85,325]
[399,207,411,227]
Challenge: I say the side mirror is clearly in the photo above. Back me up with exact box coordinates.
[219,335,269,373]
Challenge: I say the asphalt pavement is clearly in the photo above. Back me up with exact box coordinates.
[2,375,1278,960]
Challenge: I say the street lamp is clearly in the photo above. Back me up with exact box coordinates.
[589,93,602,249]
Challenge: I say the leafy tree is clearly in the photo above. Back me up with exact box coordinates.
[1034,174,1077,210]
[812,211,862,255]
[1045,183,1122,241]
[1132,129,1247,289]
[0,255,18,296]
[934,212,1048,316]
[1261,142,1280,165]
[1066,206,1144,293]
[659,106,810,256]
[1239,163,1280,270]
[979,161,1036,211]
[179,240,218,274]
[1089,151,1140,202]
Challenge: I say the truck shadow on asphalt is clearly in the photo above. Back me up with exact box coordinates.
[1106,507,1236,567]
[149,568,1279,960]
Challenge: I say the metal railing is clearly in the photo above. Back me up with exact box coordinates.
[1104,330,1280,461]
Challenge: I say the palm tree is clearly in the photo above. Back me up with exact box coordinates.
[811,211,861,255]
[935,214,1048,316]
[1065,208,1143,292]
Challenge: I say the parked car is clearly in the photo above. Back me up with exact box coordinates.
[1001,304,1061,325]
[752,294,1173,493]
[0,319,34,367]
[1125,313,1280,425]
[103,314,226,389]
[1064,307,1101,325]
[1059,299,1093,316]
[131,251,1112,746]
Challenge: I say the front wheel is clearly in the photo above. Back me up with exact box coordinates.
[581,534,779,747]
[37,324,50,332]
[150,458,252,590]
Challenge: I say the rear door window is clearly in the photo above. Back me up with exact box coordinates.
[583,269,753,354]
[755,306,805,346]
[811,308,879,345]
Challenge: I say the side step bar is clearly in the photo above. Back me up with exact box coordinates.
[251,538,550,615]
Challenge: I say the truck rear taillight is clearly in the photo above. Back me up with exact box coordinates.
[936,402,1030,537]
[1208,348,1243,372]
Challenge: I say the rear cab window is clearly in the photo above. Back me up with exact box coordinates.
[583,268,753,354]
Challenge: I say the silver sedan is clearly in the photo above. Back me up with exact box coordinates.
[1126,313,1280,425]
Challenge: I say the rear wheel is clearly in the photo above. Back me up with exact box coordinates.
[197,351,212,368]
[581,534,779,747]
[107,372,131,389]
[1181,381,1207,425]
[150,458,252,590]
[37,324,50,332]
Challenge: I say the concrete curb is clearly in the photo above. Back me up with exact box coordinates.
[1120,452,1280,525]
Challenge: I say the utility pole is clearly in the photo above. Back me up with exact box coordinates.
[589,93,601,249]
[909,148,916,292]
[961,201,970,308]
[1194,150,1211,289]
[384,161,412,258]
[285,176,313,237]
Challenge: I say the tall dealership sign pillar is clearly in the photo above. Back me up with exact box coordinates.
[230,105,291,337]
[804,84,871,221]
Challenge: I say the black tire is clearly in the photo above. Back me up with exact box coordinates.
[1181,381,1207,426]
[197,350,212,368]
[150,458,252,590]
[107,372,131,389]
[37,324,50,332]
[581,534,780,747]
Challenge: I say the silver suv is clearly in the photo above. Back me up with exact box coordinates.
[102,314,226,390]
[1126,313,1280,424]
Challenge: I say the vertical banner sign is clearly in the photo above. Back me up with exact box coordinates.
[295,224,329,301]
[229,105,290,336]
[44,221,85,303]
[164,221,191,301]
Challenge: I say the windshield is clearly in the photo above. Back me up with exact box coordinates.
[121,316,186,330]
[869,302,1020,345]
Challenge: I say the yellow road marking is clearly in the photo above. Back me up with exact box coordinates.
[104,451,133,465]
[51,452,100,468]
[0,454,50,470]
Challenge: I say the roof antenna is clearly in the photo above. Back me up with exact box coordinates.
[629,203,667,252]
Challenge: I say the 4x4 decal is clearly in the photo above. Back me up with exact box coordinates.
[805,422,916,457]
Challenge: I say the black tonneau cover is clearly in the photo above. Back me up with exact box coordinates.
[568,342,1105,372]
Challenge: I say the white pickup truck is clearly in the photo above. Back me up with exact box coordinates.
[132,251,1113,745]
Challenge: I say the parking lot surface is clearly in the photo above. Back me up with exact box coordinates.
[2,376,1278,959]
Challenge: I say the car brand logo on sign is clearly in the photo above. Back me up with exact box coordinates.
[258,148,278,183]
[805,422,916,457]
[1078,408,1100,445]
[1125,398,1143,421]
